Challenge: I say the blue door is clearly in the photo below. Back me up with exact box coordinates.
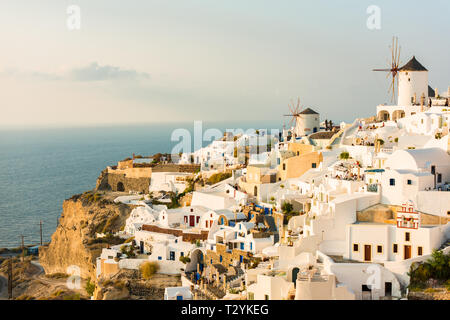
[177,295,183,300]
[240,243,244,250]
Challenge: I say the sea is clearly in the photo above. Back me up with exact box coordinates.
[0,121,282,248]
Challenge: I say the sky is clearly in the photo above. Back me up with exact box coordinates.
[0,0,449,128]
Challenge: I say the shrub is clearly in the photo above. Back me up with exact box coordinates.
[208,172,232,185]
[179,256,191,264]
[339,152,350,160]
[408,250,450,290]
[120,244,136,258]
[140,261,160,279]
[281,202,293,214]
[85,279,95,296]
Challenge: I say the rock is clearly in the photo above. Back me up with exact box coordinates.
[39,194,132,280]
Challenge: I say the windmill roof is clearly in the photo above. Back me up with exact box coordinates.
[299,108,319,115]
[399,56,428,72]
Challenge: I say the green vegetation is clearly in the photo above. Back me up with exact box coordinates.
[207,172,232,185]
[120,244,136,258]
[44,273,69,279]
[339,151,350,160]
[85,279,95,296]
[87,234,125,246]
[408,250,450,291]
[281,202,293,214]
[377,138,385,146]
[179,255,191,264]
[140,261,160,279]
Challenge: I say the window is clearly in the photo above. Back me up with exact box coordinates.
[405,232,410,242]
[377,245,383,254]
[393,244,398,253]
[196,216,200,224]
[407,179,412,185]
[389,178,395,186]
[437,174,442,183]
[447,211,450,216]
[418,247,423,256]
[283,163,286,171]
[353,244,359,252]
[219,255,223,262]
[312,163,317,168]
[158,256,162,260]
[180,252,184,257]
[431,165,436,175]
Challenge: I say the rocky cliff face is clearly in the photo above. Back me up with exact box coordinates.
[39,192,133,280]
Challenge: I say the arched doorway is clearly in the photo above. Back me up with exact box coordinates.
[392,110,405,121]
[117,182,125,192]
[377,110,390,121]
[186,249,204,273]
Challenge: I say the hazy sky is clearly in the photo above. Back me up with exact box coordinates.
[0,0,449,128]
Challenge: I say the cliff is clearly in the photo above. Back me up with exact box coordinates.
[39,192,133,280]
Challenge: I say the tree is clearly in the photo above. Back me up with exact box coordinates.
[281,202,293,214]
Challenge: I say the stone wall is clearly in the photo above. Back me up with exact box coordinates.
[205,243,252,269]
[96,169,151,194]
[141,224,209,242]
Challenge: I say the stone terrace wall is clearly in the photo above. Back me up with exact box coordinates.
[96,169,151,194]
[142,224,209,242]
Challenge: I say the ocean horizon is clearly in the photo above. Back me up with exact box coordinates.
[0,120,283,248]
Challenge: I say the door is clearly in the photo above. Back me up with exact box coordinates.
[139,241,144,254]
[292,268,299,285]
[189,215,195,227]
[364,245,371,262]
[404,245,411,260]
[385,282,392,297]
[362,285,372,300]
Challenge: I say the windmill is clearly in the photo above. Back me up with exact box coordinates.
[373,36,402,103]
[284,97,302,135]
